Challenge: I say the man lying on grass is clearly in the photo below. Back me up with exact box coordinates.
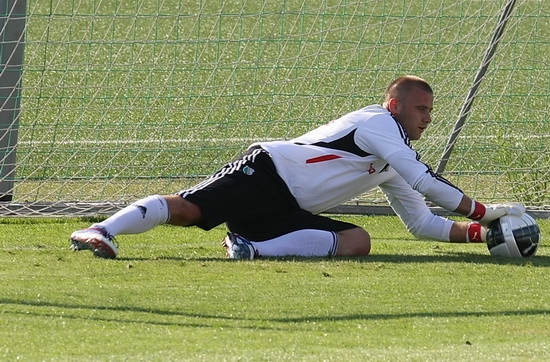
[70,75,524,259]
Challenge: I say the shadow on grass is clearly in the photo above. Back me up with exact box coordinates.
[1,297,549,329]
[356,252,550,266]
[116,252,550,267]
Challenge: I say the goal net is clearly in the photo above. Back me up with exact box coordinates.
[2,0,549,217]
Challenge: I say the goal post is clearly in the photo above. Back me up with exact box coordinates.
[436,0,517,175]
[0,0,25,202]
[2,0,549,217]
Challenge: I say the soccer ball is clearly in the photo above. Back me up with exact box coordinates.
[486,213,541,257]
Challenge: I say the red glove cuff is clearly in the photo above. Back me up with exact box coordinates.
[468,200,486,220]
[467,222,485,243]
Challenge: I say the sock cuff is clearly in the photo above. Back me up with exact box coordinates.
[329,231,339,256]
[133,195,169,224]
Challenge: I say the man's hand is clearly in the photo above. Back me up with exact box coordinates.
[469,202,525,227]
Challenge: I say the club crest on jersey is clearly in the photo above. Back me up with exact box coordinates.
[368,163,376,174]
[242,166,255,175]
[367,162,390,174]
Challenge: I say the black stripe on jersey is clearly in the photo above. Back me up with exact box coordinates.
[295,129,371,157]
[425,163,464,193]
[392,117,412,148]
[392,117,463,193]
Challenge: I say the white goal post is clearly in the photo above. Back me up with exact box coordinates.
[1,0,549,217]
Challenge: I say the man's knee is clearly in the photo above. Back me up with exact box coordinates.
[164,195,202,226]
[336,227,371,256]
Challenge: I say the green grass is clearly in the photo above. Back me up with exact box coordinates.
[1,215,549,361]
[6,3,549,358]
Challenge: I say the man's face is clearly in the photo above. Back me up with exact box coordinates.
[388,87,434,140]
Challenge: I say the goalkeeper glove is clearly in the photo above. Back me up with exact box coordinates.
[467,201,525,227]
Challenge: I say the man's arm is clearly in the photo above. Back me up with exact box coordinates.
[453,194,525,226]
[449,195,525,242]
[380,177,525,243]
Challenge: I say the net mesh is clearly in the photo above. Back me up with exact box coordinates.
[1,0,548,216]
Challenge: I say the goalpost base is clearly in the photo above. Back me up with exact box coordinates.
[0,202,547,220]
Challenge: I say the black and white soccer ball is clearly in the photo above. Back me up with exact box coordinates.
[486,213,541,257]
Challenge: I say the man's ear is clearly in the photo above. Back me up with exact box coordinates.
[386,98,399,114]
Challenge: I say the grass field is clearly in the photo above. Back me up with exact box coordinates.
[1,215,549,361]
[4,2,549,359]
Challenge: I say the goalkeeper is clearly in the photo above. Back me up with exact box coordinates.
[70,75,524,259]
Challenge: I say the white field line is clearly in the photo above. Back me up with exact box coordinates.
[17,134,550,146]
[17,138,280,145]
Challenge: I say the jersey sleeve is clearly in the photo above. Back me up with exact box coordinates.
[355,114,464,212]
[379,174,455,241]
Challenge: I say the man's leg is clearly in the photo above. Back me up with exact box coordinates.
[247,229,339,257]
[334,227,371,256]
[70,195,201,258]
[226,209,371,258]
[81,194,200,235]
[70,146,288,258]
[245,227,370,257]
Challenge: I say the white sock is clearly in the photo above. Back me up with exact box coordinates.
[95,195,169,236]
[250,229,338,257]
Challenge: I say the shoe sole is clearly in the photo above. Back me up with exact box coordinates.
[70,235,117,259]
[222,234,255,260]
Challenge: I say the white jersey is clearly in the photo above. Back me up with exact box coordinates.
[253,105,465,241]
